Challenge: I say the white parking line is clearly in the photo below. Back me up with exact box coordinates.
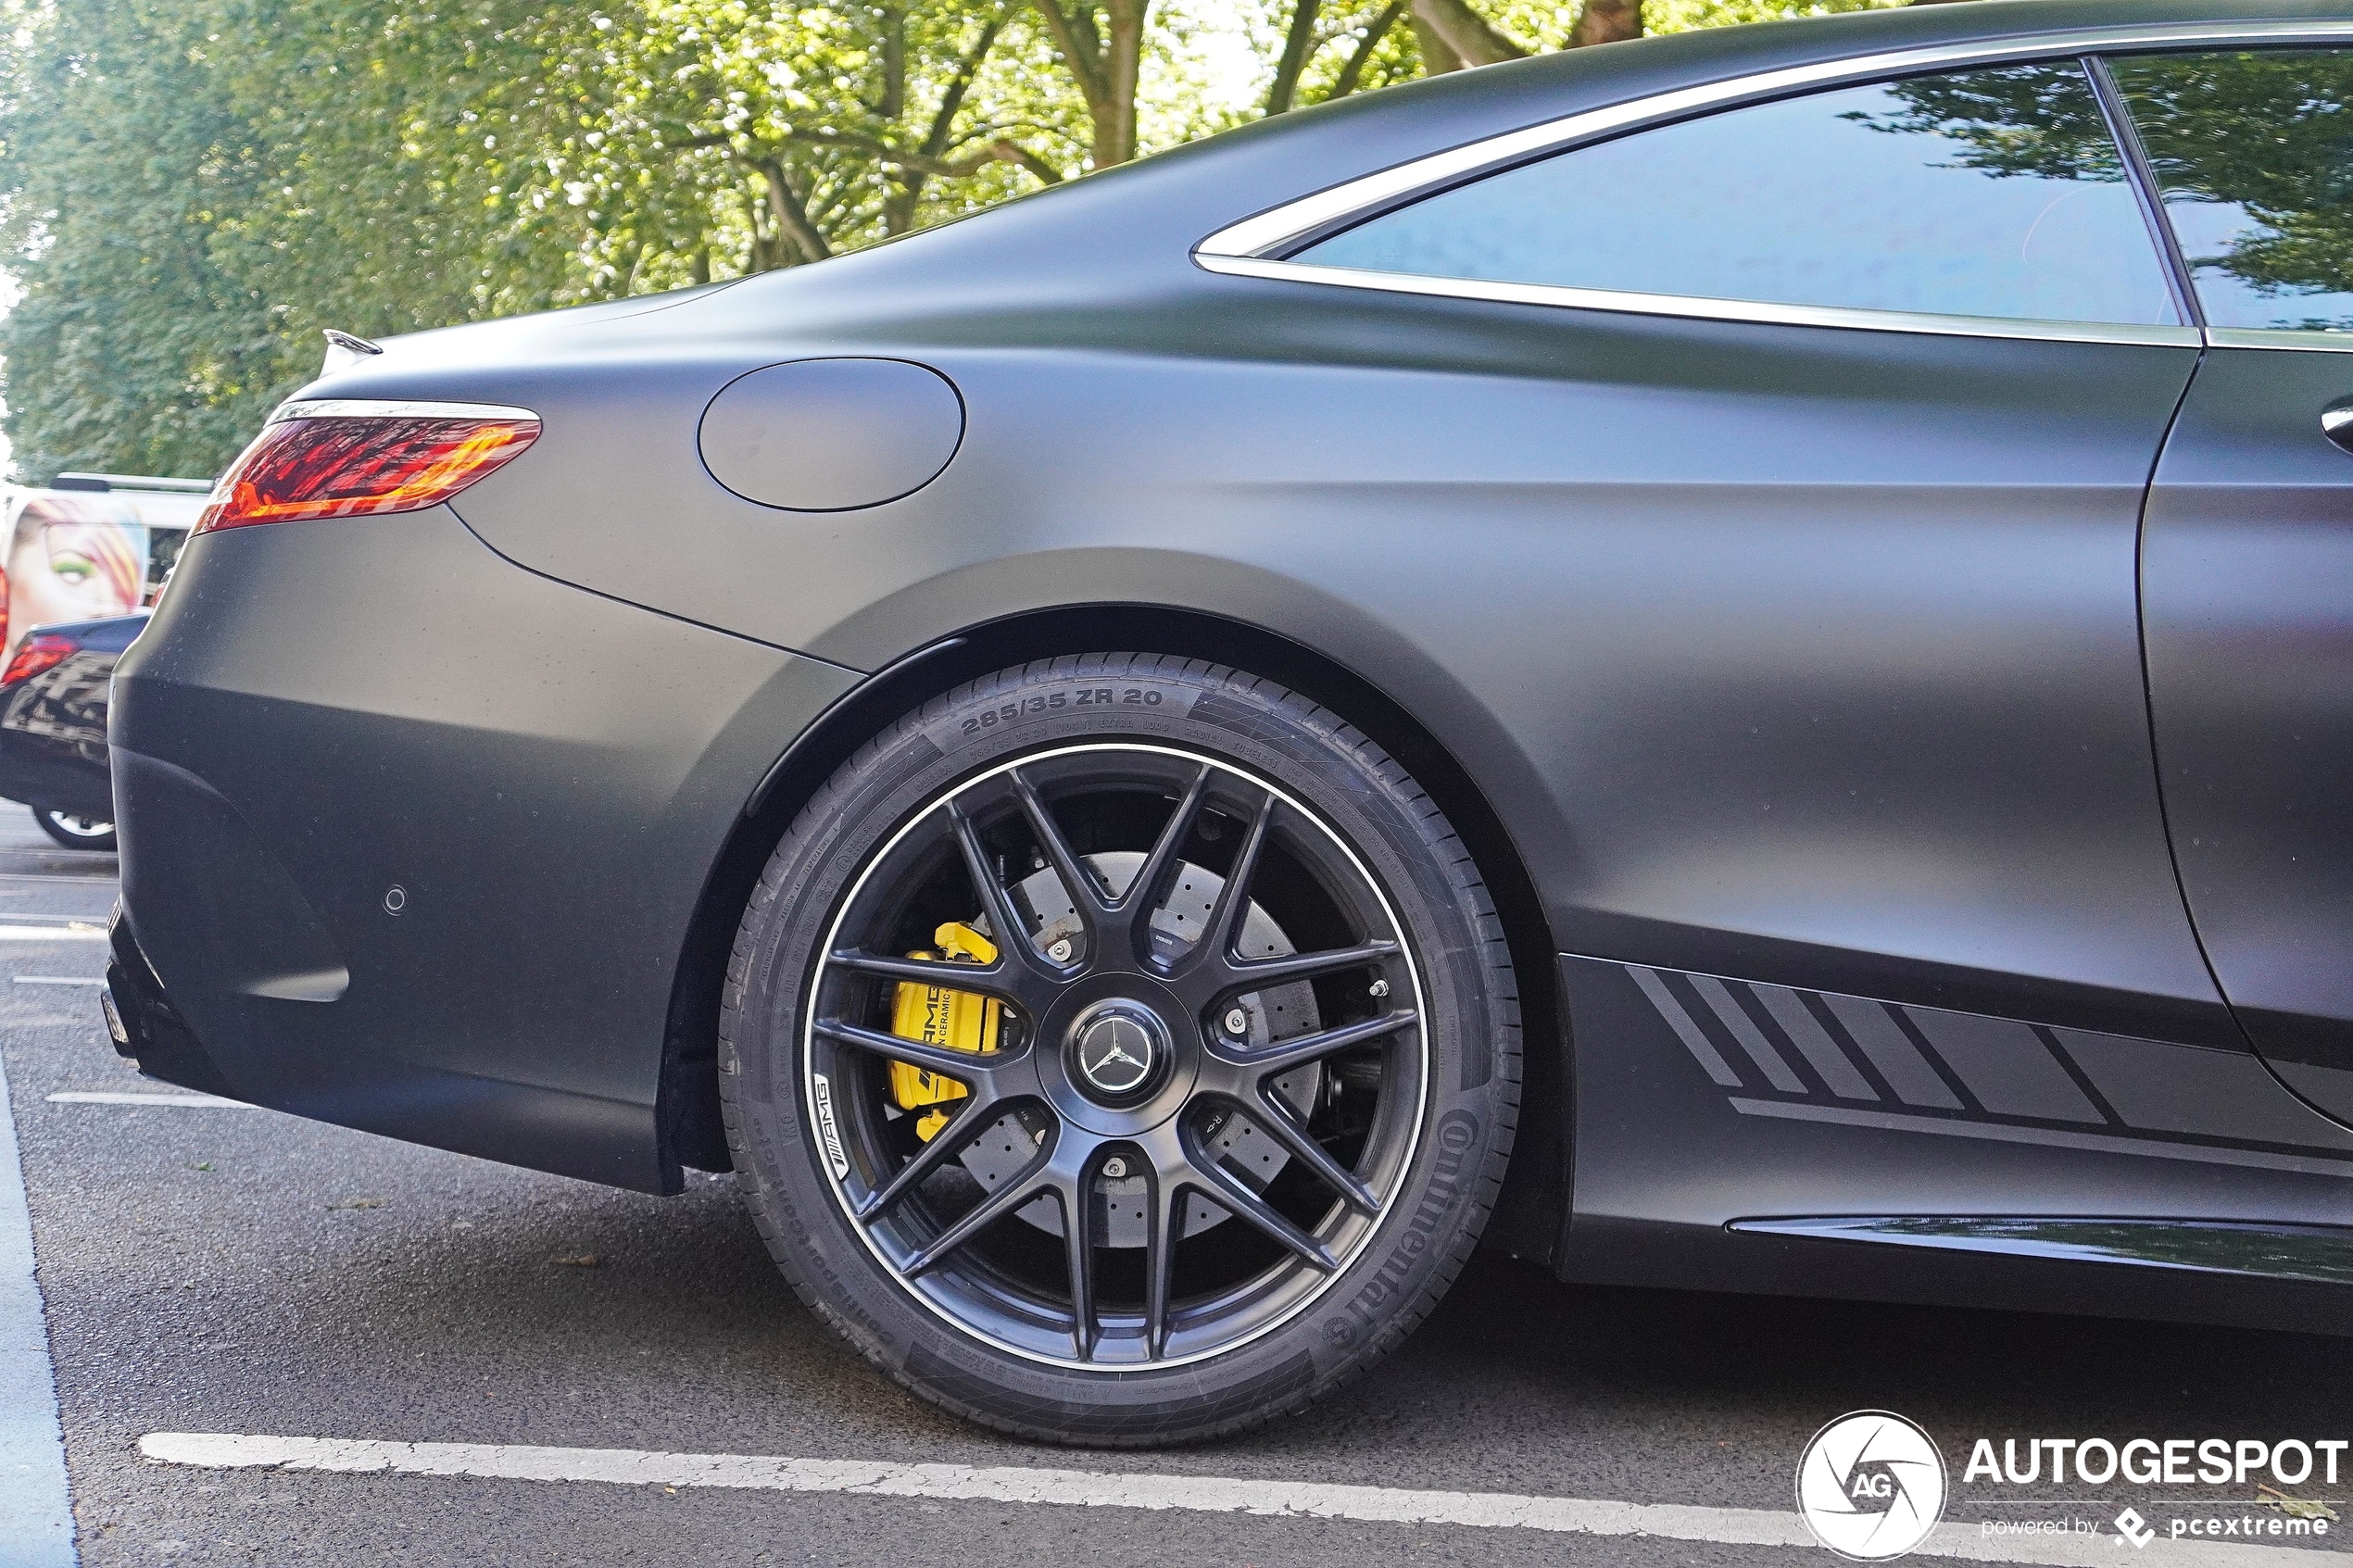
[0,1038,77,1565]
[138,1434,2336,1566]
[44,1092,252,1109]
[0,928,107,943]
[13,978,101,986]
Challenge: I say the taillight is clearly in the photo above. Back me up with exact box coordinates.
[195,399,539,534]
[2,633,79,687]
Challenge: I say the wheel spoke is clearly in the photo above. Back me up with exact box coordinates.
[1218,1008,1417,1078]
[855,1090,1003,1223]
[1176,1143,1338,1273]
[1183,787,1274,975]
[1222,938,1399,988]
[1060,1174,1098,1361]
[1142,1171,1179,1358]
[1239,1092,1378,1215]
[1011,770,1110,931]
[812,1017,1003,1084]
[1120,763,1212,925]
[905,1161,1054,1277]
[946,797,1046,972]
[826,948,1024,1008]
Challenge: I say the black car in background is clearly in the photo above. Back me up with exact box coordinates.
[103,0,2353,1447]
[0,612,145,851]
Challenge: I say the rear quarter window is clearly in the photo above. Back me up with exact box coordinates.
[1296,62,2180,327]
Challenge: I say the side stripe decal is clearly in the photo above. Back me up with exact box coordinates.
[1818,992,1962,1110]
[1903,1010,2104,1125]
[1751,985,1877,1102]
[1689,975,1806,1095]
[1625,966,1742,1088]
[1616,961,2353,1172]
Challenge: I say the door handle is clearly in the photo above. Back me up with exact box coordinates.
[2324,398,2353,455]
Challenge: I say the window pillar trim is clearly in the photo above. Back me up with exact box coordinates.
[1192,253,2205,348]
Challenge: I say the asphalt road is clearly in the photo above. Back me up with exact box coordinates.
[6,806,2351,1567]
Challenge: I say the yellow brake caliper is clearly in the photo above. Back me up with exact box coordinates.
[888,920,1003,1141]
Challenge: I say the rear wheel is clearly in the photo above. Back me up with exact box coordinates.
[34,808,115,853]
[720,654,1520,1445]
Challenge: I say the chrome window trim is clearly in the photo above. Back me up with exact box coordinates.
[270,398,540,424]
[1193,19,2353,345]
[2208,326,2353,354]
[1195,255,2202,346]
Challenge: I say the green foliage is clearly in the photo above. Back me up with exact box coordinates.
[1858,62,2123,181]
[0,0,1914,482]
[0,1,299,481]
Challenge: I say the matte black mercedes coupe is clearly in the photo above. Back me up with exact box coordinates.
[106,0,2353,1444]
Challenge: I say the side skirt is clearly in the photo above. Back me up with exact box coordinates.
[1558,954,2353,1335]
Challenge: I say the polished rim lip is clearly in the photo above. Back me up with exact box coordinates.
[1193,18,2353,350]
[801,740,1432,1374]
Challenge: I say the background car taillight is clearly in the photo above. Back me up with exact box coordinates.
[195,399,539,534]
[2,633,80,687]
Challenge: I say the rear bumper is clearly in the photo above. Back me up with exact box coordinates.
[108,505,857,1191]
[104,908,236,1097]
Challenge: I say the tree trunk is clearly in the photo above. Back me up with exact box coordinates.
[1032,0,1151,169]
[1409,0,1523,67]
[1097,0,1147,168]
[1572,0,1642,45]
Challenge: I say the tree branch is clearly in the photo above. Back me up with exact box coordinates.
[896,137,1063,183]
[1326,0,1405,100]
[1409,11,1465,72]
[923,9,1011,159]
[1410,0,1524,66]
[1265,0,1322,115]
[1028,0,1109,107]
[757,158,833,262]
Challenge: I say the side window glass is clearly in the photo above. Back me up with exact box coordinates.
[2108,50,2353,332]
[1295,63,2179,327]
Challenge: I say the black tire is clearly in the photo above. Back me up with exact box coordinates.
[720,654,1521,1446]
[34,807,116,853]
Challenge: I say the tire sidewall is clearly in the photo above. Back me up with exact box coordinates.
[723,656,1515,1439]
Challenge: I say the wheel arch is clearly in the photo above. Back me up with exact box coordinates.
[657,604,1570,1267]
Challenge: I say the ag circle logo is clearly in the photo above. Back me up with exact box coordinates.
[1795,1410,1947,1561]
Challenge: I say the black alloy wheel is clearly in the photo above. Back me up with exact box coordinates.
[722,655,1521,1445]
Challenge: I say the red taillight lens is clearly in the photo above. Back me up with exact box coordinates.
[2,633,79,687]
[195,408,539,533]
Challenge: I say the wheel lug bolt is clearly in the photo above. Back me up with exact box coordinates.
[1103,1157,1127,1178]
[1223,1007,1249,1036]
[1047,937,1074,962]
